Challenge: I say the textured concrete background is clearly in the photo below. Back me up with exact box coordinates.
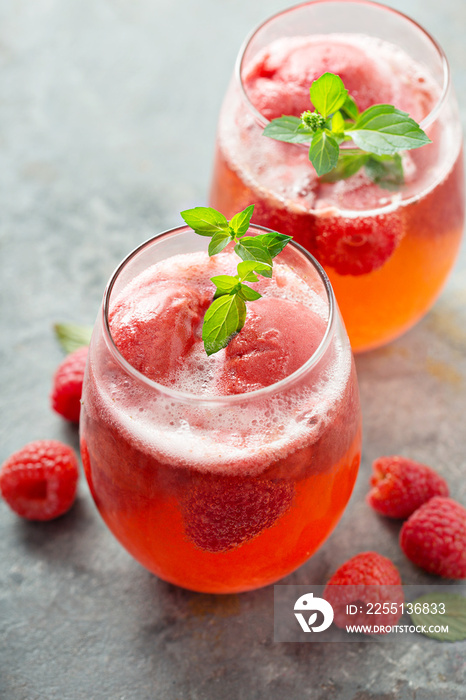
[1,1,465,698]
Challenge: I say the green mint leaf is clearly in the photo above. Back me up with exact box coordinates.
[237,259,272,281]
[331,110,346,135]
[210,275,241,299]
[180,206,229,237]
[208,230,232,256]
[235,237,273,268]
[365,153,404,190]
[263,116,313,144]
[349,104,431,155]
[238,284,262,302]
[408,593,466,642]
[320,149,370,183]
[240,271,258,283]
[310,73,348,119]
[202,293,246,356]
[309,131,340,176]
[229,204,255,238]
[54,322,92,353]
[259,231,293,258]
[341,95,359,121]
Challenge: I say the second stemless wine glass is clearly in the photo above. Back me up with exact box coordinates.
[80,225,361,594]
[209,0,464,352]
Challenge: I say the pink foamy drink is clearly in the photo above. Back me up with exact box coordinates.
[80,223,361,593]
[209,1,464,351]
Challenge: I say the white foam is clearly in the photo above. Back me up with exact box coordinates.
[89,334,351,477]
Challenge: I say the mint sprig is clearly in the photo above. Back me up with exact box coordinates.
[263,72,431,187]
[180,205,292,355]
[54,322,92,353]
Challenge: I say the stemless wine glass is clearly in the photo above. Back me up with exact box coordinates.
[209,0,464,352]
[80,225,361,594]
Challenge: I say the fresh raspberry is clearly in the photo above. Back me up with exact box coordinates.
[367,456,449,519]
[180,473,294,552]
[0,440,79,521]
[51,346,88,423]
[400,497,466,579]
[313,211,403,276]
[323,552,404,631]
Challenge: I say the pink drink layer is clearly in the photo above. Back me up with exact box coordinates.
[101,249,355,478]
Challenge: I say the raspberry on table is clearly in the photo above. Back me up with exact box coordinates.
[323,551,404,631]
[367,455,449,519]
[50,346,88,423]
[400,497,466,579]
[0,440,79,521]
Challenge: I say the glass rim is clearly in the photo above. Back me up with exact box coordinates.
[102,223,337,405]
[235,0,450,134]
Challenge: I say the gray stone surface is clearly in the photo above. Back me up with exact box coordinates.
[1,1,465,698]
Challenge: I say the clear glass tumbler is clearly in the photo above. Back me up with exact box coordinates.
[209,0,464,352]
[80,225,361,593]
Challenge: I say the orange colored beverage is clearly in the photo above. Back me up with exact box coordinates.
[209,3,465,352]
[80,226,361,593]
